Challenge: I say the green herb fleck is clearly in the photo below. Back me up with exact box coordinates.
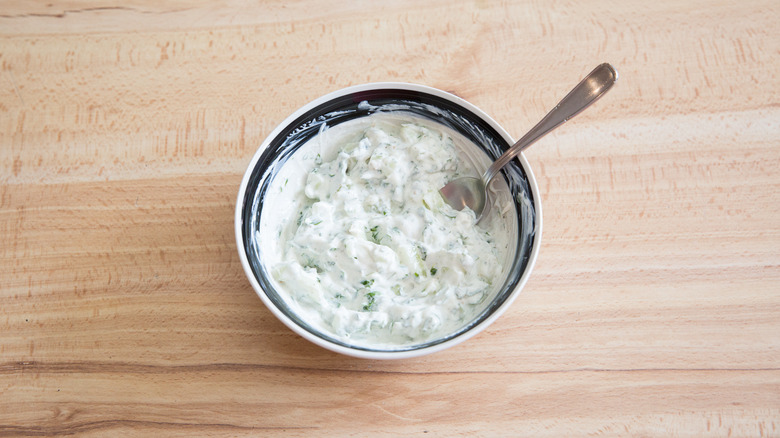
[303,257,322,273]
[360,279,374,287]
[363,292,377,311]
[430,267,437,276]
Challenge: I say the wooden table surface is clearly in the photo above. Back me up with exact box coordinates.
[2,1,779,436]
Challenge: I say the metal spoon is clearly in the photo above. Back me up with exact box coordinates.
[439,63,618,222]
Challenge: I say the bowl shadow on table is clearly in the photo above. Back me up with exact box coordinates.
[90,173,332,368]
[167,176,361,367]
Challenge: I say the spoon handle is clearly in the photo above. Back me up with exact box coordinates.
[482,63,618,185]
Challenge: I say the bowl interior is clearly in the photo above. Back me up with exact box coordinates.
[238,85,538,355]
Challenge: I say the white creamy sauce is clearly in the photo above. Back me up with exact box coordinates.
[260,112,513,349]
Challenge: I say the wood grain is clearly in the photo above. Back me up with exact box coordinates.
[1,0,779,436]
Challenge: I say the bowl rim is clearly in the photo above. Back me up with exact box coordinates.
[235,82,543,359]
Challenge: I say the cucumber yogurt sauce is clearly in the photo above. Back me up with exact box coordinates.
[261,112,513,349]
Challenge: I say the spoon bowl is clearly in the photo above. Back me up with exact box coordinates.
[439,175,486,215]
[440,63,618,221]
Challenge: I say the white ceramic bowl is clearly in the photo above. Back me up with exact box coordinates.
[235,83,541,359]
